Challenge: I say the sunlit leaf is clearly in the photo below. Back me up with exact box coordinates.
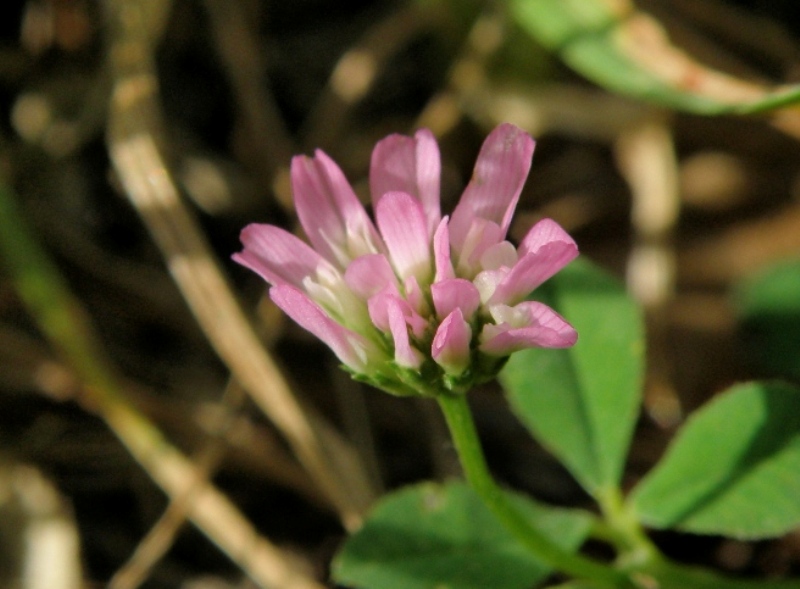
[332,481,591,589]
[499,257,644,495]
[511,0,800,114]
[734,258,800,382]
[630,381,800,539]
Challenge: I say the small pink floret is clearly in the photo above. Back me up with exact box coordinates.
[432,308,472,376]
[480,301,578,355]
[270,284,378,373]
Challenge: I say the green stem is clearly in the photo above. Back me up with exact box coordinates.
[436,392,633,588]
[595,486,661,567]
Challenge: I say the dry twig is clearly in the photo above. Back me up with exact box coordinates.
[104,0,375,530]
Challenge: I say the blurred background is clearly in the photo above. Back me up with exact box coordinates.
[1,0,800,587]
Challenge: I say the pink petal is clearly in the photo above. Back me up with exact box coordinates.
[367,292,428,340]
[344,254,399,300]
[375,191,432,284]
[431,278,481,321]
[453,217,503,278]
[302,264,373,335]
[480,241,518,271]
[370,128,441,236]
[488,222,578,306]
[480,301,577,355]
[232,223,329,288]
[291,151,383,267]
[449,124,535,251]
[433,217,455,282]
[403,276,428,318]
[519,218,577,257]
[380,295,424,369]
[270,284,380,372]
[432,308,472,376]
[473,268,507,304]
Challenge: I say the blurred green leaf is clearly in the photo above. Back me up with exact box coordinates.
[510,0,800,114]
[332,481,591,589]
[734,259,800,382]
[499,257,644,495]
[642,557,800,589]
[547,581,608,589]
[630,381,800,539]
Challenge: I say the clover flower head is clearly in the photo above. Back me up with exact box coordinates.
[233,124,578,396]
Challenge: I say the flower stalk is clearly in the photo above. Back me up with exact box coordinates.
[234,122,615,581]
[436,391,634,588]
